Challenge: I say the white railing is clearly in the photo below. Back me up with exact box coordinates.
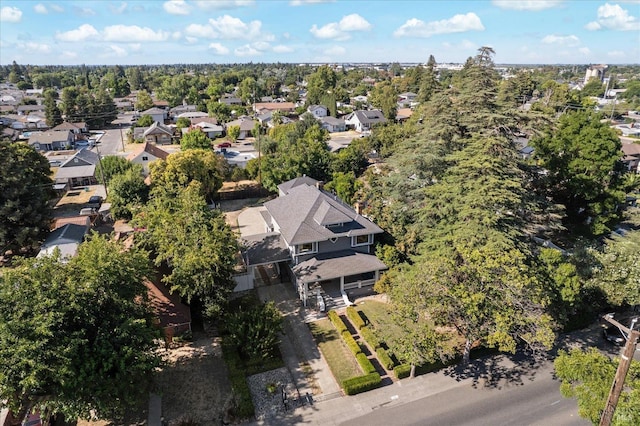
[343,278,376,290]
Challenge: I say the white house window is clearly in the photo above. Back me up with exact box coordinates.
[297,242,318,254]
[352,234,372,247]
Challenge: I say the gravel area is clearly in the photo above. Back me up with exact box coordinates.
[247,367,298,421]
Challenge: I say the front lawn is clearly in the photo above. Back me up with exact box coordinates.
[309,319,362,385]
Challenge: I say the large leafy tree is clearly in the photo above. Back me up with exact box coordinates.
[135,182,238,317]
[226,301,283,360]
[108,168,150,220]
[369,81,398,120]
[555,348,640,425]
[99,155,142,186]
[0,235,161,423]
[43,89,62,128]
[149,149,224,202]
[306,65,337,106]
[533,110,625,235]
[135,90,154,112]
[180,128,212,150]
[0,141,54,253]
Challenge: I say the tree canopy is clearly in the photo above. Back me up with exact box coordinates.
[0,141,54,253]
[0,235,161,423]
[180,128,212,150]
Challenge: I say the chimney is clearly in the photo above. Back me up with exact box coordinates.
[316,181,324,190]
[354,202,363,215]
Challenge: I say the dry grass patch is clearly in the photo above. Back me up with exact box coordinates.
[308,319,361,386]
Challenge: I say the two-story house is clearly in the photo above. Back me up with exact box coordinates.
[344,110,387,133]
[240,176,387,306]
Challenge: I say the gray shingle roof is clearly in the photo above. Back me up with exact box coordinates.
[277,175,319,194]
[292,250,387,284]
[265,184,383,246]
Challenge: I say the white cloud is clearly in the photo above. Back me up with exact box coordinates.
[76,7,96,16]
[310,13,371,40]
[290,0,335,5]
[394,13,484,37]
[56,24,100,42]
[164,0,190,15]
[578,47,591,55]
[108,45,128,57]
[541,34,580,47]
[185,36,198,44]
[273,44,294,53]
[492,0,563,11]
[50,4,64,13]
[34,4,48,14]
[194,0,254,10]
[209,43,230,54]
[208,15,269,40]
[110,2,128,14]
[0,6,22,22]
[323,45,346,56]
[235,44,261,57]
[252,41,271,51]
[129,43,142,52]
[185,23,218,38]
[103,25,170,42]
[62,51,78,59]
[586,3,640,31]
[18,42,51,54]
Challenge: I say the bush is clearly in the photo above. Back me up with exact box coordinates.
[341,330,362,355]
[356,352,377,374]
[342,373,381,395]
[359,326,380,350]
[376,347,395,370]
[394,364,411,380]
[346,306,366,329]
[328,310,347,334]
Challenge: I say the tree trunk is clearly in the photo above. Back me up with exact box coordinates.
[410,364,416,379]
[462,338,472,365]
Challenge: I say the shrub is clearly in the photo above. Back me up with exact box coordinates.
[356,352,377,374]
[359,326,380,350]
[394,364,411,380]
[341,330,362,355]
[328,310,347,333]
[346,306,366,329]
[376,347,395,370]
[342,373,381,395]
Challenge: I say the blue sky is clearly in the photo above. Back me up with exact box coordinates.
[0,0,639,65]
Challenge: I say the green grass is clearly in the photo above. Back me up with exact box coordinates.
[309,319,362,385]
[356,300,406,349]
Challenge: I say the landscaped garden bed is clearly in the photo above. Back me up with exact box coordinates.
[308,319,362,385]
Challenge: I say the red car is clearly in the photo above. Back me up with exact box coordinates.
[217,142,232,148]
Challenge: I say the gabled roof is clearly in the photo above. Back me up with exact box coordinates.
[60,148,99,167]
[141,107,166,115]
[29,131,72,144]
[265,182,383,246]
[277,175,319,194]
[253,102,296,112]
[292,250,387,284]
[143,121,173,137]
[308,105,327,112]
[37,223,89,261]
[320,116,345,125]
[51,122,85,131]
[345,110,387,125]
[127,141,170,161]
[226,116,258,131]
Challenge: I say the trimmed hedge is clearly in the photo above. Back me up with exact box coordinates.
[394,364,411,380]
[356,352,377,374]
[346,306,366,330]
[359,326,380,350]
[376,347,395,370]
[328,310,347,333]
[341,330,362,355]
[343,373,381,395]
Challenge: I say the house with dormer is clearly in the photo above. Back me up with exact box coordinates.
[54,149,99,186]
[239,176,387,306]
[133,121,175,145]
[28,130,74,152]
[344,109,387,133]
[126,141,170,175]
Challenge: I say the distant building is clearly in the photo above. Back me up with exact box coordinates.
[584,64,607,84]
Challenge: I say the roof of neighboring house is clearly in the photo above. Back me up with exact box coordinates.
[226,116,258,131]
[169,104,197,114]
[0,105,16,112]
[177,111,208,119]
[144,278,192,329]
[51,122,86,131]
[2,127,20,141]
[398,92,418,98]
[17,104,45,112]
[141,107,167,115]
[191,116,218,125]
[396,108,413,120]
[621,143,640,159]
[127,141,170,161]
[60,148,99,166]
[292,250,387,284]
[241,233,291,267]
[253,102,296,112]
[143,121,173,137]
[345,110,387,125]
[320,116,345,125]
[191,122,223,132]
[53,216,91,230]
[37,223,89,260]
[265,182,383,245]
[277,175,319,194]
[308,105,327,112]
[28,130,72,144]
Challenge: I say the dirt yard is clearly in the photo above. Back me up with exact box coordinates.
[154,332,233,425]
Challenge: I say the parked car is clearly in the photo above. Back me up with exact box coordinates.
[603,325,625,345]
[217,142,232,149]
[86,195,103,208]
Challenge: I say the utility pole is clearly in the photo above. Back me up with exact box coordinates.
[599,315,639,426]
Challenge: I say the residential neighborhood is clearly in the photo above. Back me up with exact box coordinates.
[1,50,640,426]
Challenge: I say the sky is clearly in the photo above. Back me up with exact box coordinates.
[0,0,639,66]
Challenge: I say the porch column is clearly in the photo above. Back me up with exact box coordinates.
[375,270,380,281]
[340,276,345,292]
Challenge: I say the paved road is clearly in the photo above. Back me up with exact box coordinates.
[343,362,587,426]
